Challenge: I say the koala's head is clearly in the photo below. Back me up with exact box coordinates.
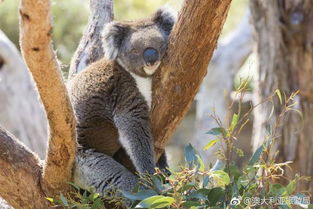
[102,7,176,77]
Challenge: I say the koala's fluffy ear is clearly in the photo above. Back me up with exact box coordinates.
[102,22,130,60]
[152,7,176,35]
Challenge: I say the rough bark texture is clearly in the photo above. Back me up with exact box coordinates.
[0,30,47,159]
[193,14,253,163]
[151,0,232,157]
[19,0,76,194]
[250,0,313,194]
[68,0,113,79]
[0,127,50,209]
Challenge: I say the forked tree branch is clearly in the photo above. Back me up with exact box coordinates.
[0,127,50,209]
[70,0,233,160]
[19,0,76,194]
[152,0,232,157]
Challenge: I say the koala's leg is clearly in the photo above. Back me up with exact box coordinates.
[156,151,168,170]
[114,115,155,175]
[74,149,138,193]
[156,151,171,176]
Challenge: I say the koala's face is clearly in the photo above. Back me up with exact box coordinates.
[102,8,176,77]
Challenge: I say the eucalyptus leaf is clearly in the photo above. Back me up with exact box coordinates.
[122,190,158,201]
[135,195,165,208]
[248,143,265,166]
[203,139,219,150]
[150,197,175,208]
[210,170,230,187]
[60,193,69,206]
[185,144,197,165]
[206,127,225,136]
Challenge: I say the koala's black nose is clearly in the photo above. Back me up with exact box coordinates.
[143,48,159,66]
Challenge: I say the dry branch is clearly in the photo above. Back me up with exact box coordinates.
[19,0,76,194]
[0,127,50,209]
[152,0,232,157]
[69,0,113,79]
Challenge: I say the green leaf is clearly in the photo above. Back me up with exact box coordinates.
[196,154,205,172]
[135,195,167,208]
[182,201,202,207]
[207,187,225,206]
[45,197,54,203]
[206,127,224,136]
[150,197,175,208]
[66,181,81,191]
[210,170,230,187]
[185,144,197,165]
[60,193,69,206]
[91,198,105,209]
[122,190,157,201]
[229,113,239,133]
[202,176,209,188]
[203,139,219,150]
[89,193,100,201]
[210,160,223,171]
[248,143,265,166]
[269,184,287,196]
[286,180,296,194]
[278,205,291,209]
[275,89,283,104]
[152,176,164,193]
[177,183,195,193]
[187,188,211,200]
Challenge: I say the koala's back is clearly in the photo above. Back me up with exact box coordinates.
[68,59,150,156]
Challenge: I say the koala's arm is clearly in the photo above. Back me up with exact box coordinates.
[113,111,155,175]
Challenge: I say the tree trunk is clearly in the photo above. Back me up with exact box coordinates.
[0,127,50,209]
[193,14,253,163]
[0,0,233,207]
[0,30,47,159]
[151,0,232,158]
[19,0,77,194]
[250,0,313,194]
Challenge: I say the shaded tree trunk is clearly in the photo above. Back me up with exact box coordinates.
[250,0,313,194]
[0,30,47,159]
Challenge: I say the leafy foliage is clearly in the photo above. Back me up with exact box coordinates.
[50,82,312,209]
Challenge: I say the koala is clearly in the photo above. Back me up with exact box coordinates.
[68,7,175,194]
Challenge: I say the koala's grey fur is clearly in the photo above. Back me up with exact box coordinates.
[68,7,175,194]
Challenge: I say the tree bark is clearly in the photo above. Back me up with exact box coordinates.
[19,0,76,194]
[68,0,113,79]
[151,0,232,158]
[193,14,253,163]
[250,0,313,194]
[0,0,233,207]
[0,30,47,159]
[0,127,50,209]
